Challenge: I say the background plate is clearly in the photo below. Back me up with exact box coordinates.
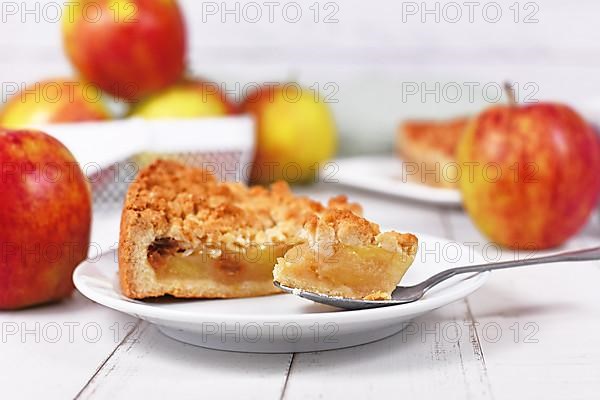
[333,156,462,206]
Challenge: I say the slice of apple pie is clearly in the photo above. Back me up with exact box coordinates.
[119,160,418,300]
[396,118,470,189]
[274,209,418,300]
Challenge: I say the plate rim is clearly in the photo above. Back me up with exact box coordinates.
[74,233,490,325]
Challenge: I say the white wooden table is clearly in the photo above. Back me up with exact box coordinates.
[2,183,599,400]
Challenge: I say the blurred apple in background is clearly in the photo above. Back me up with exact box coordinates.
[0,130,92,309]
[129,79,236,119]
[458,102,600,249]
[128,79,236,169]
[241,84,337,184]
[0,78,111,128]
[62,0,186,101]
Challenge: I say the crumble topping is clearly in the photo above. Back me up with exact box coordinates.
[125,160,363,253]
[303,208,418,258]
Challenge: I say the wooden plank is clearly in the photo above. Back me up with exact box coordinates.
[282,301,493,400]
[76,322,293,400]
[5,0,600,61]
[446,209,600,399]
[0,292,137,399]
[282,189,493,399]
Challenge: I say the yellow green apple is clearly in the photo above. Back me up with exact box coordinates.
[128,79,235,168]
[241,84,337,184]
[128,80,235,119]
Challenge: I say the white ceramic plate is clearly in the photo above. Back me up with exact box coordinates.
[333,156,462,206]
[74,233,488,353]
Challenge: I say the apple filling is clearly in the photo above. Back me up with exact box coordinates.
[274,242,415,300]
[147,237,289,285]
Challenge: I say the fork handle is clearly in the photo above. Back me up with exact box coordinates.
[418,246,600,293]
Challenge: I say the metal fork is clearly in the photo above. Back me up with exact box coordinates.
[274,246,600,310]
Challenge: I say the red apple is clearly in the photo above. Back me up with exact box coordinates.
[61,0,186,101]
[0,130,92,309]
[0,78,111,129]
[458,103,600,249]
